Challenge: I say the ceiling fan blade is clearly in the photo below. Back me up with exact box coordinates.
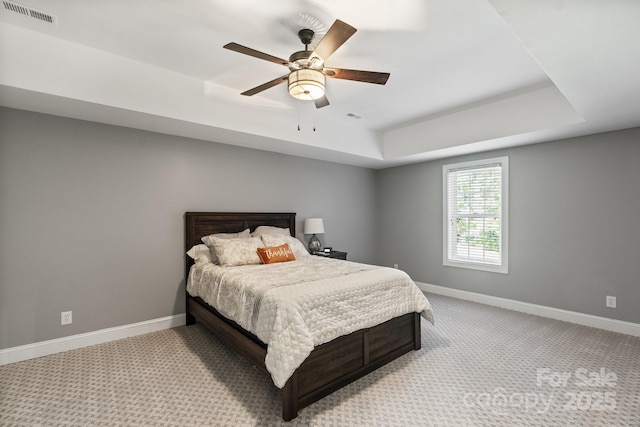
[324,68,390,85]
[223,42,289,67]
[310,19,357,62]
[241,75,288,96]
[314,95,330,109]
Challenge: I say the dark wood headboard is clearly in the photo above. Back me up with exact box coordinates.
[184,212,296,277]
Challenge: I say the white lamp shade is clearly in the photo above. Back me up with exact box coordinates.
[303,218,325,234]
[288,69,325,100]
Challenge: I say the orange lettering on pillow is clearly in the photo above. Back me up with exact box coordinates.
[257,243,296,264]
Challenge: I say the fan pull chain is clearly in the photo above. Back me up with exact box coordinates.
[295,100,319,131]
[312,99,317,131]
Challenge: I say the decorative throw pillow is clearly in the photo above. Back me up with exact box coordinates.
[257,243,296,264]
[186,244,213,264]
[251,226,291,238]
[209,236,264,267]
[260,234,310,259]
[201,228,251,263]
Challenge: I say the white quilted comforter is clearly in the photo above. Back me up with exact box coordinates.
[187,257,433,388]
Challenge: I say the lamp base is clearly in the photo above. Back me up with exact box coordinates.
[308,234,321,254]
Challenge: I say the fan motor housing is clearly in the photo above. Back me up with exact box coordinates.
[289,50,324,71]
[289,50,311,64]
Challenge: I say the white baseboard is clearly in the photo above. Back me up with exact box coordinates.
[418,282,640,337]
[0,314,186,366]
[4,286,638,365]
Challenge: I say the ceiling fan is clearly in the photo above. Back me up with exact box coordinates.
[223,19,390,109]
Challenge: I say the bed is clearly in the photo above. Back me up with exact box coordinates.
[184,212,431,420]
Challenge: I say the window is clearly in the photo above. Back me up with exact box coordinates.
[443,156,508,273]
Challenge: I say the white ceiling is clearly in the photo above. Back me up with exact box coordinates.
[1,0,639,168]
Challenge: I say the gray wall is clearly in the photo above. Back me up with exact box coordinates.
[3,105,638,350]
[0,107,377,349]
[375,127,640,324]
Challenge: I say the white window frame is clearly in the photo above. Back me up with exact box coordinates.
[443,156,509,274]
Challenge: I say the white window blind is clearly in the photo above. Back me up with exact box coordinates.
[443,157,508,273]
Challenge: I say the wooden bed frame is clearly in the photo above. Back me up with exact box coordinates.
[184,212,421,421]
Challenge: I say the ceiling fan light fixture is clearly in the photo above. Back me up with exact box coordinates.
[288,69,325,100]
[224,19,389,109]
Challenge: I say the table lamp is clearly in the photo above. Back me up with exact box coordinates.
[303,218,324,254]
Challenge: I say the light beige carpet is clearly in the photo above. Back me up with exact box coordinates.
[1,294,639,426]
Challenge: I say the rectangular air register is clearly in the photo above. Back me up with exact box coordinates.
[2,1,57,25]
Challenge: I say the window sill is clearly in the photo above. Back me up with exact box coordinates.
[444,259,508,274]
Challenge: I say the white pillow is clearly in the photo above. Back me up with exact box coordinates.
[251,226,290,238]
[186,244,213,264]
[209,236,265,267]
[201,228,251,246]
[201,228,251,264]
[260,234,310,259]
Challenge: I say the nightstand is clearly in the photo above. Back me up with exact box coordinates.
[314,250,347,260]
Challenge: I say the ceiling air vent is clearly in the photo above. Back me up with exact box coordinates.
[2,1,57,25]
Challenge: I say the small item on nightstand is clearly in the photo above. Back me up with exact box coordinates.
[314,249,347,260]
[323,247,332,254]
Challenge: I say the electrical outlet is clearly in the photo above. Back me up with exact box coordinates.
[606,296,616,309]
[61,311,72,325]
[393,263,399,269]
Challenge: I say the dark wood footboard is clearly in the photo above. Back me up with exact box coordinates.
[282,310,420,420]
[188,294,420,421]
